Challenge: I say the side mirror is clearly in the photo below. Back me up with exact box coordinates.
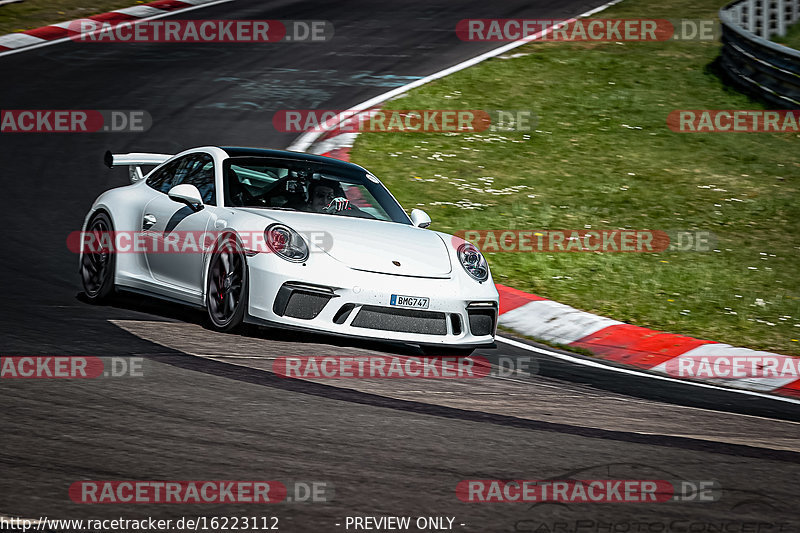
[168,184,204,212]
[410,208,431,228]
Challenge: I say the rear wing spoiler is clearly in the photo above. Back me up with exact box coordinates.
[104,150,173,183]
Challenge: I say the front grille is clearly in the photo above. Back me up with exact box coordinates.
[351,305,447,335]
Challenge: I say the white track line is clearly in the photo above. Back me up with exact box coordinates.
[497,335,800,405]
[0,0,234,58]
[287,0,626,152]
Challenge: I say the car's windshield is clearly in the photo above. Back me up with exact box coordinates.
[223,157,411,224]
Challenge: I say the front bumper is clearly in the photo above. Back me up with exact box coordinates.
[245,251,498,347]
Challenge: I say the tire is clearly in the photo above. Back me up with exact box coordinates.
[420,345,475,357]
[205,234,248,332]
[80,211,116,303]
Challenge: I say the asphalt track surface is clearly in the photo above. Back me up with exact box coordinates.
[1,0,799,531]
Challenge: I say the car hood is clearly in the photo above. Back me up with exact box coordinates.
[238,209,453,278]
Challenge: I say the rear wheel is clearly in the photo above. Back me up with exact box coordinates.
[80,212,116,302]
[206,235,248,332]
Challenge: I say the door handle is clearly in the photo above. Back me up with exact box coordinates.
[142,214,157,230]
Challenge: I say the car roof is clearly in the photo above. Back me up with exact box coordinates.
[220,147,366,172]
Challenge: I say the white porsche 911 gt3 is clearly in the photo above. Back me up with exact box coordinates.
[79,146,498,354]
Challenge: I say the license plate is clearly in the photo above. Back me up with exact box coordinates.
[390,294,429,309]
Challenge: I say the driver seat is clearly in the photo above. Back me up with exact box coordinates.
[226,169,257,207]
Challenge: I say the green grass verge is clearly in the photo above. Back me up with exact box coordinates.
[351,0,800,355]
[0,0,148,35]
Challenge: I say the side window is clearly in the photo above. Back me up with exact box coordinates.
[145,159,180,194]
[172,153,216,206]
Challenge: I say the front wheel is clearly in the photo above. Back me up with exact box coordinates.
[80,212,116,303]
[206,235,248,332]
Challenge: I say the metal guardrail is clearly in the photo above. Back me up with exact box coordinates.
[718,0,800,108]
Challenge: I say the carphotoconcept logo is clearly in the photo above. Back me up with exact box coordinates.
[0,110,150,133]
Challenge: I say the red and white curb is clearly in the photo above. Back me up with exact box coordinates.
[287,0,799,401]
[302,124,800,400]
[494,285,800,398]
[0,0,231,55]
[304,129,358,161]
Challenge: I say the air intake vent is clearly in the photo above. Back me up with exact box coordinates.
[273,282,335,320]
[284,292,330,319]
[449,314,463,335]
[467,303,497,336]
[333,303,356,324]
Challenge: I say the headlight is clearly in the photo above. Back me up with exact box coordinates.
[265,224,309,262]
[457,243,489,282]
